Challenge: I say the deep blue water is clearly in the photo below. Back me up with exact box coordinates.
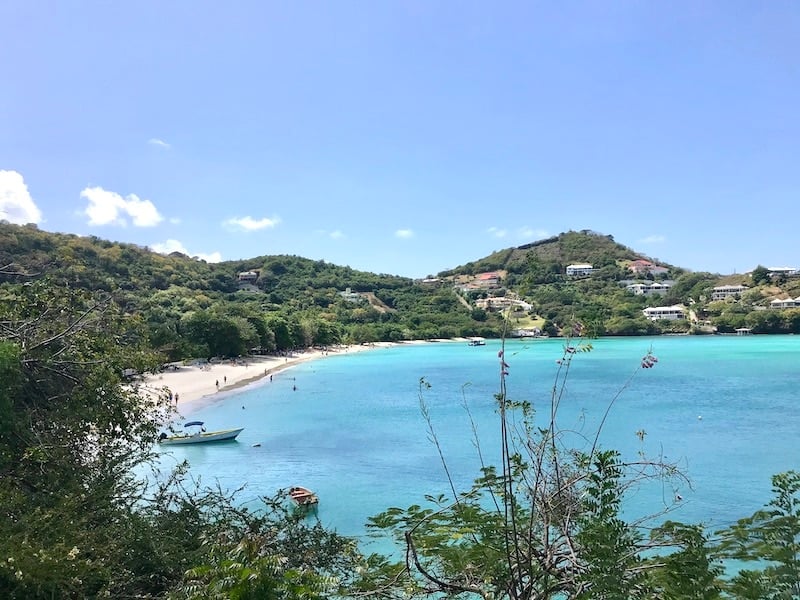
[155,336,800,555]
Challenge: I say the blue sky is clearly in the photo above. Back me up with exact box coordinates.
[1,2,798,278]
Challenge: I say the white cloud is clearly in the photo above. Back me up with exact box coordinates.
[639,234,666,244]
[223,215,281,231]
[518,227,549,240]
[488,226,507,238]
[0,170,43,224]
[150,239,222,263]
[329,230,345,240]
[148,138,171,149]
[80,186,164,227]
[395,229,414,239]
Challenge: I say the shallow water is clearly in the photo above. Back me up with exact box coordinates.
[156,335,800,554]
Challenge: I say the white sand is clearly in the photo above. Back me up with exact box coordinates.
[137,344,388,411]
[137,339,469,415]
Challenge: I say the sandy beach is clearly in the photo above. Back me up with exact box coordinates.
[137,344,389,411]
[137,338,468,414]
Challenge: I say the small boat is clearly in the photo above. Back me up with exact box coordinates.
[467,338,486,346]
[288,486,319,510]
[158,421,244,445]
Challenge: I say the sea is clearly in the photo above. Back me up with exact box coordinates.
[155,335,800,556]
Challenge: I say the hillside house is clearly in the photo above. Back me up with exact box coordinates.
[626,281,673,296]
[419,278,443,287]
[627,259,669,276]
[566,263,593,277]
[237,270,259,292]
[475,271,501,288]
[642,305,686,321]
[475,296,532,312]
[339,287,364,303]
[770,297,800,309]
[767,267,800,278]
[711,285,748,301]
[238,270,258,283]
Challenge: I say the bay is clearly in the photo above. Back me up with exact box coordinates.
[156,335,800,554]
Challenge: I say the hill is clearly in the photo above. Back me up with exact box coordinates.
[439,230,669,277]
[0,223,503,358]
[2,224,800,353]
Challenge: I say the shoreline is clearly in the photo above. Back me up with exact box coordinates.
[137,344,377,412]
[137,339,466,414]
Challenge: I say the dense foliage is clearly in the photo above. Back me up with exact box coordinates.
[4,224,800,357]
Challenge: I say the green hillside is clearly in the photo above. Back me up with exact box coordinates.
[2,223,800,361]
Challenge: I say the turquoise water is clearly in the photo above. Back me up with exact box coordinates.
[156,336,800,554]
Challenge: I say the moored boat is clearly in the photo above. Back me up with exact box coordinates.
[158,421,244,445]
[288,486,319,509]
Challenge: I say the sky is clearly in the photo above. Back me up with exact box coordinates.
[1,2,798,278]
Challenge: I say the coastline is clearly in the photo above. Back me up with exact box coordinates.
[137,339,466,413]
[137,344,382,411]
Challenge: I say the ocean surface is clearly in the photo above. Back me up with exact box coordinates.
[155,335,800,555]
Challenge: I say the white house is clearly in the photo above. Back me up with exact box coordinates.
[626,281,673,296]
[767,267,800,278]
[770,297,800,309]
[643,305,686,321]
[566,263,593,277]
[711,285,748,301]
[339,287,363,303]
[475,296,532,312]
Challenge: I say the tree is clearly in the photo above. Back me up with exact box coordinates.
[715,471,800,598]
[0,278,367,598]
[182,310,258,357]
[750,265,771,286]
[0,280,172,597]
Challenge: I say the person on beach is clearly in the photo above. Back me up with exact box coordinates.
[215,379,219,389]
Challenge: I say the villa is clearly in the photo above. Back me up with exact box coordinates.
[627,259,669,276]
[237,270,260,292]
[711,285,748,301]
[642,305,686,321]
[626,281,673,296]
[339,287,364,303]
[566,263,593,277]
[769,297,800,309]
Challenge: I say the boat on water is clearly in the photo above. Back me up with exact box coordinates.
[467,337,486,346]
[158,421,244,445]
[288,486,319,510]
